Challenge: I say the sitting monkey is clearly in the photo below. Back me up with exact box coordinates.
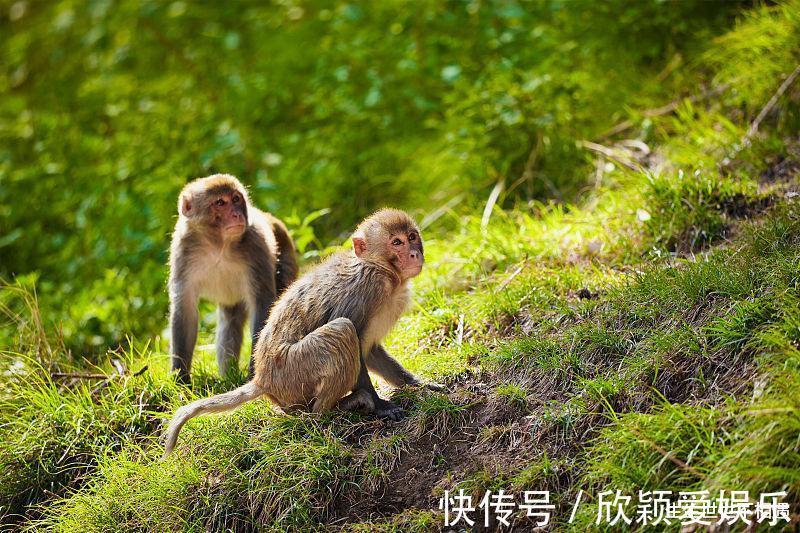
[168,174,298,382]
[164,208,441,456]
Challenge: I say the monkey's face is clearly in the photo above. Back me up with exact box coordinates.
[206,189,248,239]
[179,176,252,241]
[352,209,424,280]
[387,229,424,280]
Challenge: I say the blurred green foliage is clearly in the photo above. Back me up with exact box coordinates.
[0,0,741,354]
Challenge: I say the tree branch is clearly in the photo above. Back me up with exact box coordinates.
[744,64,800,144]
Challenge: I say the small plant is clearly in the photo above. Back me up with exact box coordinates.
[281,208,333,259]
[494,383,529,408]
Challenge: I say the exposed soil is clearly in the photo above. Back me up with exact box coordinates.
[329,368,571,529]
[325,147,800,531]
[328,293,764,532]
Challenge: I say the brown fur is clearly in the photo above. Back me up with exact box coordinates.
[164,208,439,457]
[168,174,298,382]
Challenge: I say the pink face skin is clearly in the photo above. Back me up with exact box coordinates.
[209,191,247,239]
[388,230,424,279]
[353,230,424,280]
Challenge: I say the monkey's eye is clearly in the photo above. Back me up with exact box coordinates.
[392,238,403,246]
[232,195,240,204]
[408,233,416,241]
[215,198,225,207]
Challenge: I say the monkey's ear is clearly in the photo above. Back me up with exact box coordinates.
[179,194,192,217]
[352,237,367,257]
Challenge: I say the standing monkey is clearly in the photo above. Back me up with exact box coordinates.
[164,208,441,456]
[168,174,298,382]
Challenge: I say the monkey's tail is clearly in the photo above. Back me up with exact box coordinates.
[163,381,264,458]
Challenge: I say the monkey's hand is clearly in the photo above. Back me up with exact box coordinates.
[423,381,447,393]
[373,397,405,421]
[408,378,447,393]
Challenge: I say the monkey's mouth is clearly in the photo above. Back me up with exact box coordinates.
[402,260,423,279]
[223,222,246,234]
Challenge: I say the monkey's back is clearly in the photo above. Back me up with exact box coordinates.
[253,209,299,292]
[253,252,395,369]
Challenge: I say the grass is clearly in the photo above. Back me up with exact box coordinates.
[11,181,800,529]
[494,383,528,408]
[0,354,177,522]
[34,405,375,531]
[342,509,441,533]
[2,1,800,530]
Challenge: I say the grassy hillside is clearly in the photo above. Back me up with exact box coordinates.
[2,1,800,530]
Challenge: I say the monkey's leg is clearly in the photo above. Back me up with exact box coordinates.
[367,344,447,392]
[280,317,361,413]
[336,388,374,412]
[272,221,298,295]
[248,292,275,379]
[216,302,247,377]
[170,292,199,384]
[163,381,264,458]
[353,351,405,421]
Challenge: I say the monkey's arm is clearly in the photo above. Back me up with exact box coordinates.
[170,289,199,384]
[248,292,274,379]
[367,344,418,386]
[367,344,446,392]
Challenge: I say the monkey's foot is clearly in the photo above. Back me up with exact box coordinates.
[338,391,405,421]
[373,398,405,421]
[172,369,192,386]
[337,389,373,412]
